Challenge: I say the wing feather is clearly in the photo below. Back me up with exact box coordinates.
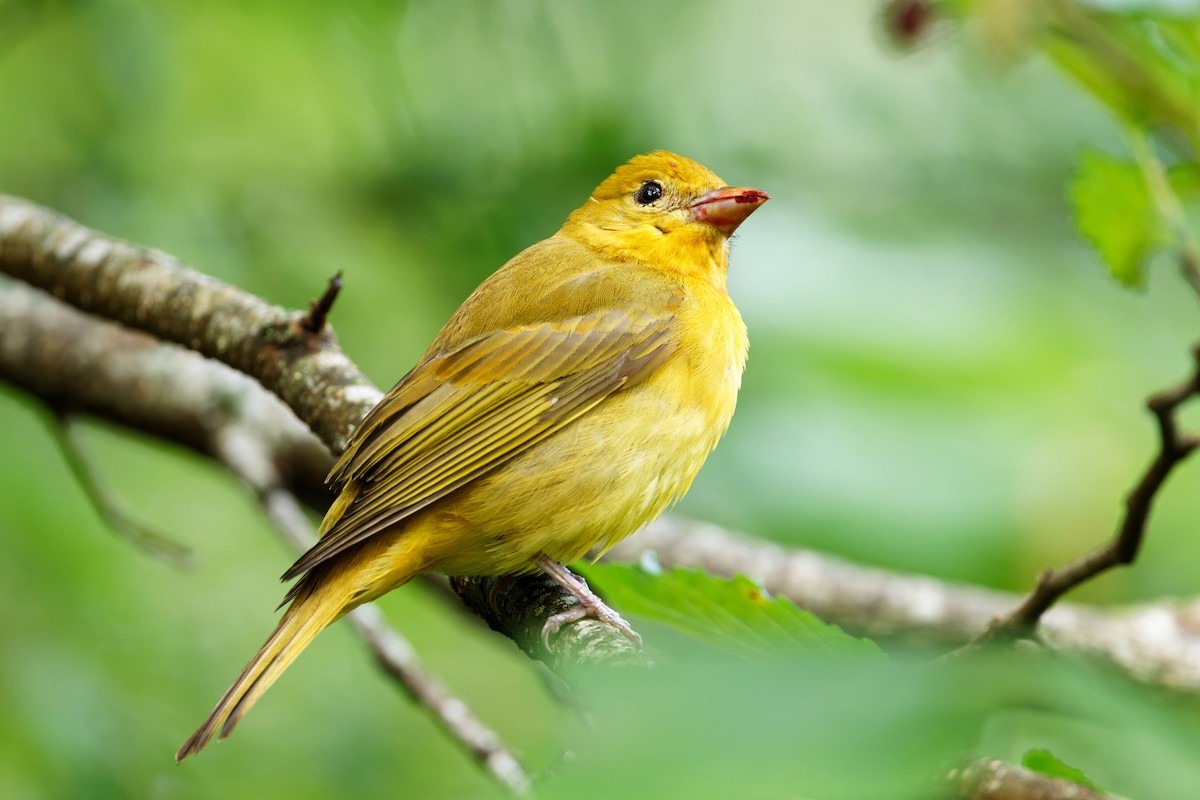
[281,306,678,581]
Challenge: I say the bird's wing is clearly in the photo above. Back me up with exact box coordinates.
[281,304,678,582]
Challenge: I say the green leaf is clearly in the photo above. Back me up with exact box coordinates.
[578,561,882,658]
[1070,149,1159,287]
[1022,748,1109,793]
[1046,12,1200,146]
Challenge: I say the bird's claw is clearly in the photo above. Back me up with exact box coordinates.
[541,600,643,652]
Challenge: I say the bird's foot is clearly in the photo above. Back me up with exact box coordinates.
[537,556,642,650]
[541,601,643,651]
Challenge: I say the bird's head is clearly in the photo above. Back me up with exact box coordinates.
[561,151,768,288]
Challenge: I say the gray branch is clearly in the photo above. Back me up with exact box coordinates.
[610,518,1200,694]
[0,194,378,454]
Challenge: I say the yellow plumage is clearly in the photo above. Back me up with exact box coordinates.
[177,151,767,760]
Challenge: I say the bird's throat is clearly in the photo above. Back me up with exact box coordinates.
[567,222,731,293]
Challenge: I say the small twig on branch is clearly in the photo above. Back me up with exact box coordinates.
[46,407,194,569]
[346,604,530,795]
[212,423,531,795]
[299,271,342,335]
[982,343,1200,641]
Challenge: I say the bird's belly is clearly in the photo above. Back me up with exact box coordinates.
[430,365,734,576]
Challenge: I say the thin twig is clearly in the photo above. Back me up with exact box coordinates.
[46,407,193,568]
[299,271,342,334]
[981,343,1200,640]
[345,604,530,795]
[211,424,531,795]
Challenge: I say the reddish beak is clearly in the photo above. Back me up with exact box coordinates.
[691,187,769,236]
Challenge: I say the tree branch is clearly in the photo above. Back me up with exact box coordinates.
[46,407,194,568]
[0,195,378,454]
[609,518,1200,694]
[0,276,332,505]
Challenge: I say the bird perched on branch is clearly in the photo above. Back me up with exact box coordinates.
[177,150,767,760]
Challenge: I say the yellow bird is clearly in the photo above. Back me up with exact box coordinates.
[177,151,767,760]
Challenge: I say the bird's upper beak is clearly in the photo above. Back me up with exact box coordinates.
[690,187,769,237]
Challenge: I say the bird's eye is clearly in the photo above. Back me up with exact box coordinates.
[634,180,664,206]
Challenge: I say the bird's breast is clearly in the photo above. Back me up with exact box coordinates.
[432,287,748,575]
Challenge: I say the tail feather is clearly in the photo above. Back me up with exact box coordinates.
[176,584,342,762]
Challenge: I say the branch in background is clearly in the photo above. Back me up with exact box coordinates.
[982,343,1200,640]
[46,408,194,568]
[212,423,530,794]
[609,518,1200,694]
[347,604,530,794]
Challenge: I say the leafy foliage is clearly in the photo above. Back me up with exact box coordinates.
[580,561,880,658]
[546,648,1200,800]
[1046,11,1200,141]
[1071,150,1158,287]
[1070,149,1200,287]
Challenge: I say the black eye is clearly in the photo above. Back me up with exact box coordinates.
[634,180,664,205]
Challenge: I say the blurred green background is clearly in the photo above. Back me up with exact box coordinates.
[2,1,1199,798]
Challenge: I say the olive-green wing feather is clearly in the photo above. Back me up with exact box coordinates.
[281,306,677,582]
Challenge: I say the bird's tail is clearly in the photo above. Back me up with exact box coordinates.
[175,579,343,762]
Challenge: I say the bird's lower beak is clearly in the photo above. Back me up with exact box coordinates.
[691,187,769,236]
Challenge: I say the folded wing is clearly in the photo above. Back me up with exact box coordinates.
[281,304,679,584]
